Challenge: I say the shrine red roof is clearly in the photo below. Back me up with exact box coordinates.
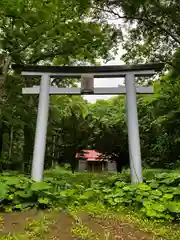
[76,150,103,161]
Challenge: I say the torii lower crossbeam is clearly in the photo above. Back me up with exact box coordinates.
[12,63,164,184]
[22,86,154,95]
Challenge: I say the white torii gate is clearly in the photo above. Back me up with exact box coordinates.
[12,63,164,183]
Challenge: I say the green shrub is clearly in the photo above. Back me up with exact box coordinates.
[64,164,71,171]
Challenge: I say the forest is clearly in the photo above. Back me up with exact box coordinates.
[0,0,180,174]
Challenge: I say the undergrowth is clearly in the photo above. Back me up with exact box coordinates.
[0,167,180,224]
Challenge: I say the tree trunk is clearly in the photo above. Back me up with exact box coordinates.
[23,125,34,173]
[0,122,5,172]
[116,159,123,173]
[116,152,129,172]
[52,135,56,168]
[0,123,4,159]
[70,150,77,174]
[0,55,12,171]
[8,126,13,161]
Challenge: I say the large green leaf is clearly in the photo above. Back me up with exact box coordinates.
[0,183,8,200]
[151,203,166,212]
[3,177,21,185]
[38,197,49,205]
[15,190,33,198]
[31,182,52,191]
[167,202,180,213]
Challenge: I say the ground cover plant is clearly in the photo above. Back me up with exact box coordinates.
[0,168,180,223]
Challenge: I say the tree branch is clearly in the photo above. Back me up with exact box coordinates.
[94,7,180,45]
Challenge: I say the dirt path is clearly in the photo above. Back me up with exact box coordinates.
[0,210,75,240]
[0,210,158,240]
[0,210,39,235]
[79,213,156,240]
[45,211,75,240]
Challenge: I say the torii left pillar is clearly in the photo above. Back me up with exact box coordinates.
[31,74,50,181]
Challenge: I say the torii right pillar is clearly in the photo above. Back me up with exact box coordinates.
[125,73,142,184]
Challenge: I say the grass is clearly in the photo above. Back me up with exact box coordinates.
[71,219,100,240]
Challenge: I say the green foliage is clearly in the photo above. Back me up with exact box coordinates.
[88,96,129,171]
[138,73,180,169]
[0,0,117,65]
[0,174,54,211]
[0,0,118,174]
[64,164,71,171]
[47,96,93,171]
[93,0,180,68]
[1,169,180,223]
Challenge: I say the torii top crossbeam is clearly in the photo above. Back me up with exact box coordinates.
[12,62,164,77]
